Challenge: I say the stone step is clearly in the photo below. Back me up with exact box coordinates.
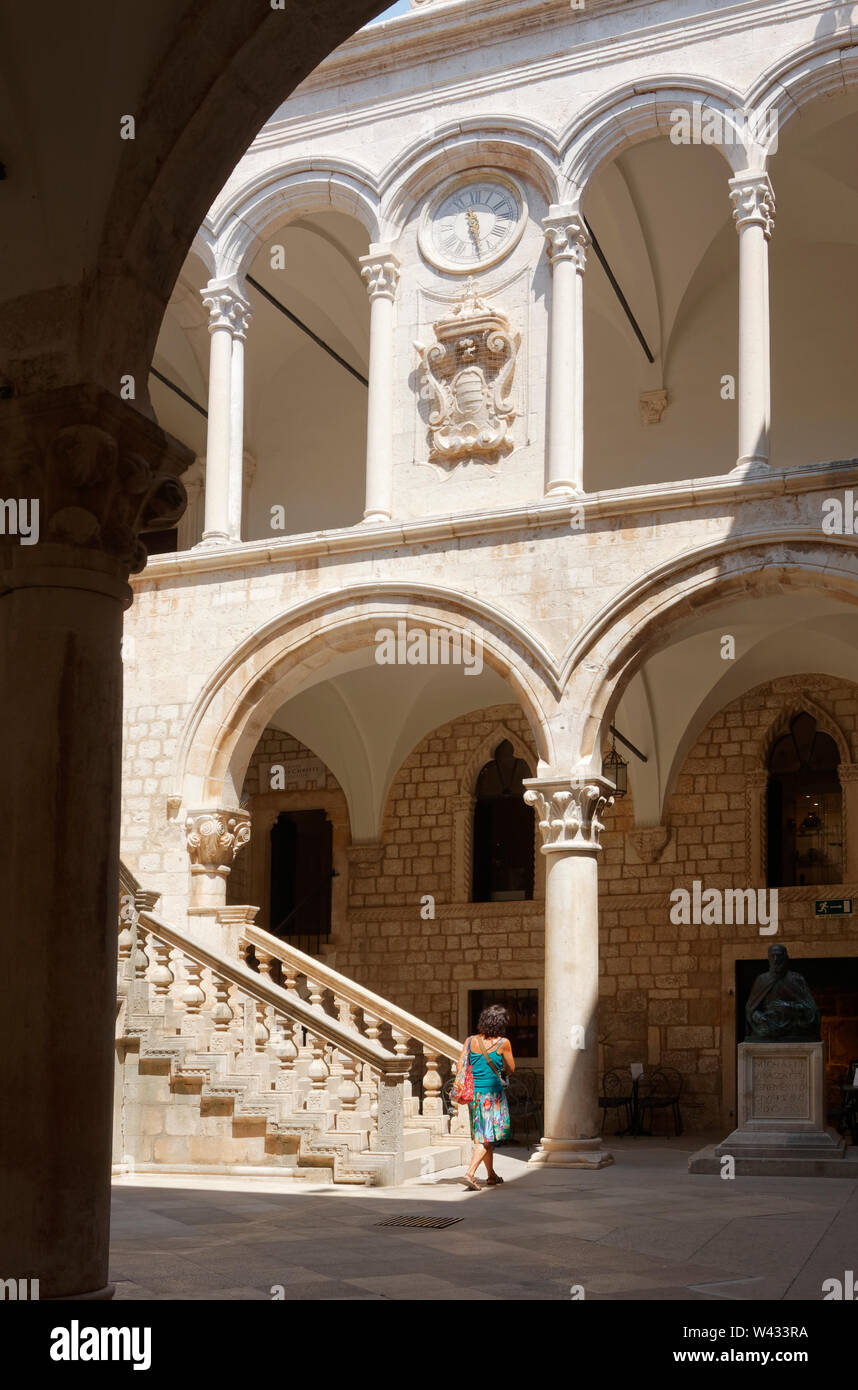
[402,1141,470,1180]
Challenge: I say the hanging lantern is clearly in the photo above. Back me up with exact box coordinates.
[602,732,628,798]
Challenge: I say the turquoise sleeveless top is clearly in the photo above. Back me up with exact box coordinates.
[469,1038,505,1094]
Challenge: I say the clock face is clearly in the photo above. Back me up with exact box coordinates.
[420,173,525,273]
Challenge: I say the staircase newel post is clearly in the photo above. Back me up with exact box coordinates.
[391,1027,413,1112]
[376,1071,406,1185]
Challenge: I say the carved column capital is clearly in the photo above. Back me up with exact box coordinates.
[523,776,614,854]
[729,173,776,239]
[747,769,770,791]
[837,762,858,784]
[0,384,190,577]
[360,251,401,302]
[542,212,589,271]
[201,281,253,338]
[185,808,251,876]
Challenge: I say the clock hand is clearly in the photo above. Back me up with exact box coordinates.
[465,208,481,247]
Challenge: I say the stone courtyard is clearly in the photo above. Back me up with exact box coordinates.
[110,1138,856,1301]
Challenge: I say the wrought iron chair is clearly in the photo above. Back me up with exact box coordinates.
[637,1066,683,1136]
[507,1069,543,1141]
[599,1068,633,1134]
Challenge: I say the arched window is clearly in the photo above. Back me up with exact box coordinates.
[472,740,534,902]
[766,712,842,887]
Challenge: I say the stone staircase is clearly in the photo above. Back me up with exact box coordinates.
[115,871,471,1186]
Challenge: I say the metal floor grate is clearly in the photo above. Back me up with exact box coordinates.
[374,1214,464,1229]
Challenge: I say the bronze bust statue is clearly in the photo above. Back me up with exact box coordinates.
[745,944,820,1042]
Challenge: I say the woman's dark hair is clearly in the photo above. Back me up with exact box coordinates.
[477,1004,509,1038]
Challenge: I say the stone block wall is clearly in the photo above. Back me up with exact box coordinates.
[233,679,858,1131]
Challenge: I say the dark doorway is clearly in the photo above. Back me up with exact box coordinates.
[269,809,333,954]
[472,740,534,901]
[766,712,842,887]
[468,986,539,1058]
[735,955,858,1119]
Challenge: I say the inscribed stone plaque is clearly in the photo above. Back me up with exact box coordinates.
[750,1054,809,1121]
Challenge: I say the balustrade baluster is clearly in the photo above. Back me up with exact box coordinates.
[134,931,150,985]
[150,938,174,1001]
[272,1014,298,1077]
[422,1047,443,1117]
[338,1052,360,1114]
[211,975,234,1033]
[304,1033,330,1109]
[254,1000,270,1052]
[181,956,205,1014]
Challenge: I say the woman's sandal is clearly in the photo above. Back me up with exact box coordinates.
[486,1175,504,1185]
[462,1175,482,1191]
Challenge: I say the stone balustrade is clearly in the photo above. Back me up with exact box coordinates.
[238,921,467,1130]
[117,879,417,1181]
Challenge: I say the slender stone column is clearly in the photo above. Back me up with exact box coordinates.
[523,775,615,1168]
[227,311,252,541]
[176,458,205,550]
[729,174,775,472]
[359,250,400,524]
[0,385,189,1298]
[199,281,252,545]
[543,209,589,496]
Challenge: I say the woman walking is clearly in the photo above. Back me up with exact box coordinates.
[459,1004,515,1191]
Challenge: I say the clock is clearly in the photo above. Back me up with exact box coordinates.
[419,171,525,274]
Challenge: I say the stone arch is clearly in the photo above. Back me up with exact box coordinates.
[748,35,858,159]
[378,117,562,240]
[754,685,854,888]
[556,532,858,775]
[461,721,537,796]
[560,77,754,203]
[209,160,382,281]
[451,720,541,905]
[173,583,558,818]
[756,690,852,769]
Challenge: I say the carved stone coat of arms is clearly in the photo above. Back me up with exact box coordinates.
[415,280,520,465]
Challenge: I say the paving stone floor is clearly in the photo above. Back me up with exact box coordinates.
[110,1134,858,1300]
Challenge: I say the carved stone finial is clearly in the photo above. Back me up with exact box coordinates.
[729,174,776,239]
[523,777,614,854]
[185,809,251,876]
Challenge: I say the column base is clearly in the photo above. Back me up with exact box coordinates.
[731,456,770,475]
[544,481,584,499]
[528,1137,615,1169]
[196,531,231,548]
[361,510,392,525]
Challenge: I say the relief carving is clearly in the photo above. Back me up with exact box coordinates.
[415,280,519,466]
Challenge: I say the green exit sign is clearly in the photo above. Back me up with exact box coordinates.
[814,899,853,916]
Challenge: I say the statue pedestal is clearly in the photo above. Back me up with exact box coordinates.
[690,1042,858,1177]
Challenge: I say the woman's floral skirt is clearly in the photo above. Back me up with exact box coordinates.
[469,1088,511,1144]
